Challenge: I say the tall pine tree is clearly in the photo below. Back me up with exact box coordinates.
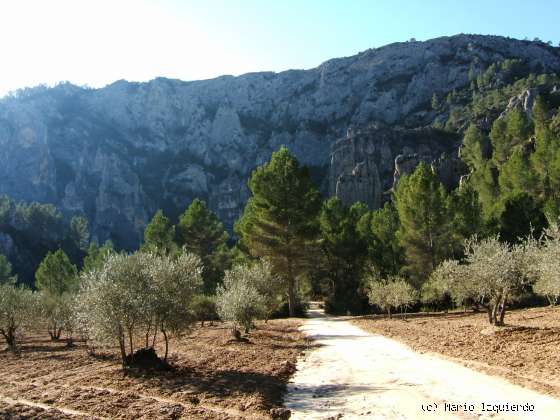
[461,124,490,171]
[318,198,368,314]
[176,199,229,293]
[142,209,176,255]
[357,202,403,277]
[394,163,453,286]
[236,147,321,316]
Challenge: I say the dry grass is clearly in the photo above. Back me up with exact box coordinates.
[352,306,560,398]
[0,319,307,419]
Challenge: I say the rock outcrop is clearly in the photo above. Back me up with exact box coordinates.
[330,125,464,208]
[0,35,559,248]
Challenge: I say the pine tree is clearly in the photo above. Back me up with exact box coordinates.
[35,249,78,296]
[236,146,321,316]
[318,198,368,314]
[394,163,453,286]
[499,193,547,243]
[492,108,532,166]
[176,199,229,293]
[142,209,176,255]
[461,124,490,170]
[532,95,549,139]
[506,108,532,145]
[490,117,509,165]
[498,147,538,197]
[69,216,89,251]
[0,254,15,284]
[357,202,403,277]
[448,184,483,250]
[531,106,560,203]
[469,161,500,216]
[82,240,114,273]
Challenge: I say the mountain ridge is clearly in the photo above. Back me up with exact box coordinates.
[0,34,559,250]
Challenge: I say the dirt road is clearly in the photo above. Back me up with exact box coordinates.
[284,309,560,419]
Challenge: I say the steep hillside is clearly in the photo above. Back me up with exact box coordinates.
[1,34,559,249]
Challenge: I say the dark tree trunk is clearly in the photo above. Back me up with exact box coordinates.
[118,335,127,367]
[486,305,493,324]
[152,328,158,348]
[496,294,508,326]
[161,326,169,361]
[231,327,241,341]
[287,277,296,317]
[145,324,151,348]
[1,327,16,351]
[128,330,134,355]
[49,325,62,341]
[490,300,501,325]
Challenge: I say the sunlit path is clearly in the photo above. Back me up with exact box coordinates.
[285,308,560,419]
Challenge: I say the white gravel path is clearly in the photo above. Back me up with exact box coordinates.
[284,309,560,419]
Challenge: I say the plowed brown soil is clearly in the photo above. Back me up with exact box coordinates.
[0,320,307,419]
[352,306,560,399]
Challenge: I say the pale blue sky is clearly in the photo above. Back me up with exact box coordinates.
[0,0,558,96]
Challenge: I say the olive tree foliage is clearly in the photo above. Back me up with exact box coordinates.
[40,292,77,343]
[191,295,218,326]
[365,272,418,318]
[422,260,468,307]
[216,259,280,336]
[147,252,203,359]
[35,249,79,340]
[424,236,531,325]
[76,250,202,365]
[0,283,38,350]
[530,227,560,305]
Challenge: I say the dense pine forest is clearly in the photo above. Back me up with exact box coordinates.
[1,55,560,360]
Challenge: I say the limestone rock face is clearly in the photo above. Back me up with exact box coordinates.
[331,125,464,208]
[0,35,559,248]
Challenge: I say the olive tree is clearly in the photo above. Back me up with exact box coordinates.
[423,260,469,307]
[0,283,38,350]
[531,234,560,305]
[366,279,392,317]
[245,259,283,321]
[35,249,79,340]
[366,274,417,318]
[216,263,270,336]
[389,279,418,316]
[426,236,530,325]
[77,251,202,366]
[40,292,77,343]
[77,258,144,364]
[191,295,218,326]
[148,252,203,360]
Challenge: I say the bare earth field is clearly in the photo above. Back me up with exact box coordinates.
[0,320,307,419]
[352,306,560,399]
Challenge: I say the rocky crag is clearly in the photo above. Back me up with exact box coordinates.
[1,34,559,248]
[330,124,465,208]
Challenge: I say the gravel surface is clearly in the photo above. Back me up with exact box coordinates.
[285,308,560,419]
[353,306,560,399]
[0,320,306,419]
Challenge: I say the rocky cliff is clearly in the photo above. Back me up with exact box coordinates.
[1,34,559,248]
[329,124,465,208]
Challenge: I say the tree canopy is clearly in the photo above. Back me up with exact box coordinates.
[235,146,321,316]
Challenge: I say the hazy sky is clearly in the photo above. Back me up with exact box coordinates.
[0,0,558,96]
